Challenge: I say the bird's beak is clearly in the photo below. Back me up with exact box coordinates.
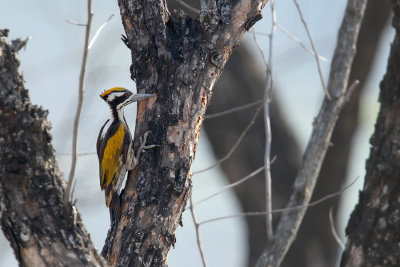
[129,93,156,102]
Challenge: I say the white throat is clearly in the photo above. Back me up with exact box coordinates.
[117,108,124,121]
[110,106,125,122]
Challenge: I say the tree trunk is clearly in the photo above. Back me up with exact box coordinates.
[0,30,105,267]
[287,1,390,266]
[101,0,269,266]
[256,0,367,265]
[340,1,400,265]
[0,0,270,264]
[168,0,390,265]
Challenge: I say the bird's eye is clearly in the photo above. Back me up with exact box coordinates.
[125,92,130,97]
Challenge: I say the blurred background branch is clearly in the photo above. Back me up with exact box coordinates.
[0,0,393,266]
[66,0,93,203]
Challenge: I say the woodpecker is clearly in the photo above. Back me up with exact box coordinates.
[97,87,155,225]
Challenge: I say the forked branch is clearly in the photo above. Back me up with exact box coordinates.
[256,0,367,266]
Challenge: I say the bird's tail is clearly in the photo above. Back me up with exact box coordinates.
[106,190,121,226]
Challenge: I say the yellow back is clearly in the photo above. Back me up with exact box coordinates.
[100,123,125,188]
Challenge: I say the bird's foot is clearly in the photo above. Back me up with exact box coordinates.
[133,131,158,166]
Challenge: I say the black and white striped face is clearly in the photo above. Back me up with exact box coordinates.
[100,87,134,110]
[100,87,155,112]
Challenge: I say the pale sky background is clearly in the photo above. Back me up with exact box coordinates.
[0,0,393,266]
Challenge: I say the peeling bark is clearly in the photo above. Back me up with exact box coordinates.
[0,31,105,266]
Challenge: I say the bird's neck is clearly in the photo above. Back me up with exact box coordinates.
[111,107,125,123]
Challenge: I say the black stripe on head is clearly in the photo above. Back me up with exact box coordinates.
[105,90,133,109]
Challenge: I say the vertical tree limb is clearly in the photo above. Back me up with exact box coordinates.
[0,31,105,267]
[340,1,400,265]
[66,0,93,203]
[102,0,269,266]
[289,1,391,266]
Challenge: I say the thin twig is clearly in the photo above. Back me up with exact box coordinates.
[292,0,330,100]
[204,99,264,119]
[65,19,87,26]
[275,24,330,63]
[189,197,207,267]
[252,0,275,241]
[188,157,276,210]
[264,0,276,242]
[346,80,360,101]
[256,0,367,265]
[253,30,329,63]
[329,207,345,250]
[192,104,263,175]
[199,177,358,225]
[65,0,93,203]
[191,165,263,208]
[88,14,114,50]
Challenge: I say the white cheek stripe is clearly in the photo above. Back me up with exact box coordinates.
[107,92,125,102]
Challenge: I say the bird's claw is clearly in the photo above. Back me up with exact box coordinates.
[139,131,159,152]
[134,131,158,166]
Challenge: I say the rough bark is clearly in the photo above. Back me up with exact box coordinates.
[171,0,390,266]
[287,1,391,267]
[160,0,390,265]
[340,1,400,266]
[0,30,105,267]
[101,0,269,266]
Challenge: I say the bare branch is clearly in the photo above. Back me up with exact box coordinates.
[253,29,329,63]
[251,0,276,241]
[204,99,264,119]
[274,24,330,63]
[329,208,345,250]
[264,0,276,241]
[88,14,114,50]
[189,157,276,210]
[65,19,87,26]
[292,0,330,99]
[256,0,367,265]
[189,197,208,267]
[65,0,93,203]
[199,176,358,226]
[191,165,266,208]
[193,104,263,175]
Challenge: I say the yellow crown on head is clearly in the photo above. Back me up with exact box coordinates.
[100,87,127,98]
